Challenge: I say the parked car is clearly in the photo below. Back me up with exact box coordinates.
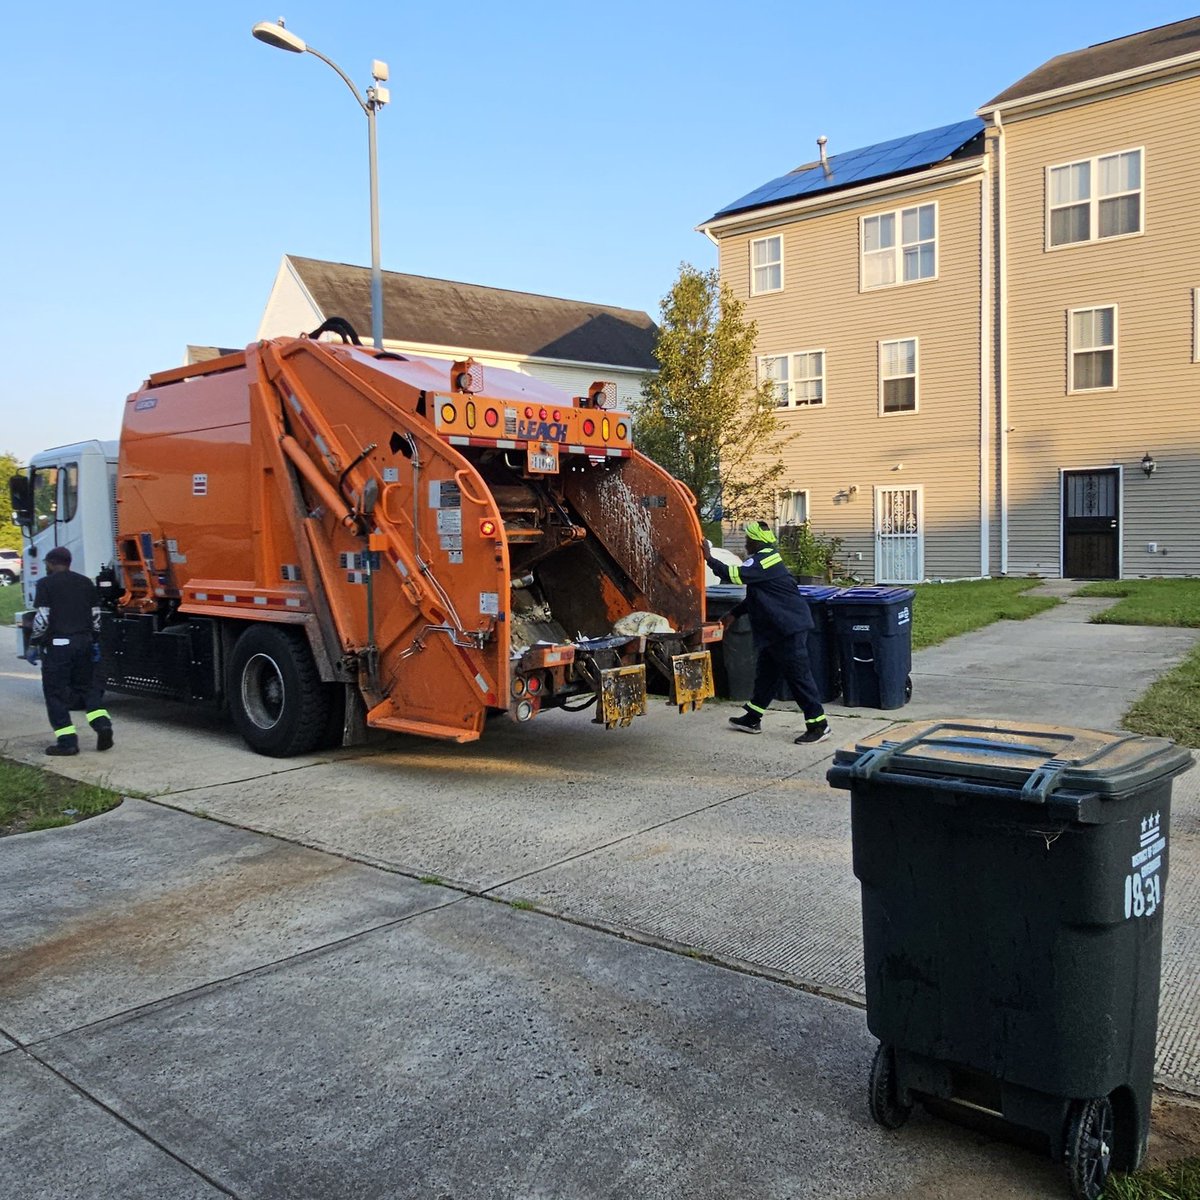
[0,548,22,586]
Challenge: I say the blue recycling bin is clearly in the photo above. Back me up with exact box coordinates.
[829,586,914,709]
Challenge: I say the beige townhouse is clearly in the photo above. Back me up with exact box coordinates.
[702,16,1200,582]
[980,18,1200,579]
[699,122,991,583]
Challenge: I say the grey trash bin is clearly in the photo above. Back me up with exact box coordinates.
[827,718,1194,1199]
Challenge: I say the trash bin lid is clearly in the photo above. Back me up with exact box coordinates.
[828,586,915,605]
[828,718,1193,805]
[795,585,841,600]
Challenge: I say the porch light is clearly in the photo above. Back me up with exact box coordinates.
[1141,452,1156,478]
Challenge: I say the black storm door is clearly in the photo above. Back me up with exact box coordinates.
[1062,469,1119,579]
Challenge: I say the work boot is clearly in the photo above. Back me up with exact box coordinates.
[728,710,762,735]
[45,737,80,757]
[88,710,114,752]
[794,719,832,745]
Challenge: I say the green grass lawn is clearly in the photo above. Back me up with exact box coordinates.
[0,756,123,836]
[1103,1157,1200,1199]
[909,577,1058,650]
[0,580,24,624]
[1071,580,1200,748]
[1077,579,1200,627]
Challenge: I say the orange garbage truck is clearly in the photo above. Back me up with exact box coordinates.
[10,324,718,754]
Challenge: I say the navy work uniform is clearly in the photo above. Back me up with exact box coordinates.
[32,548,114,756]
[705,521,831,745]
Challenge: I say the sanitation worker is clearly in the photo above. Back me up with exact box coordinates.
[31,547,114,756]
[703,520,831,744]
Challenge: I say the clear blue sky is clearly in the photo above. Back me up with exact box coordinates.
[2,0,1195,461]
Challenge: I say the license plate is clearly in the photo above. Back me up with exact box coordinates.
[527,448,559,474]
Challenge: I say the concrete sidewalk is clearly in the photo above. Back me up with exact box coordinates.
[2,586,1199,1198]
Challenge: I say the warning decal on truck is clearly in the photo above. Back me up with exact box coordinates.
[1124,811,1165,920]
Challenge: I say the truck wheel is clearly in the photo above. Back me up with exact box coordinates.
[868,1042,911,1129]
[1064,1096,1114,1200]
[229,625,333,757]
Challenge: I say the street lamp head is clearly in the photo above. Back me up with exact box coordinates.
[252,19,306,53]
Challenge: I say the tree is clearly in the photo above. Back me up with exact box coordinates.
[0,452,22,553]
[635,263,790,522]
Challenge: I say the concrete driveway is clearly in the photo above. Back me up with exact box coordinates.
[2,588,1198,1198]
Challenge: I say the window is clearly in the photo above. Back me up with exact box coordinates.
[1048,149,1142,247]
[757,351,825,407]
[779,490,809,526]
[750,235,782,294]
[1069,306,1116,391]
[880,338,918,413]
[31,466,58,531]
[862,203,936,289]
[61,463,79,523]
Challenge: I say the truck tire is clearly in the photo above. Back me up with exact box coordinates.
[229,625,333,757]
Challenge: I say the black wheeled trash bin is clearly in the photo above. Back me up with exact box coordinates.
[705,584,754,701]
[794,584,842,703]
[828,586,913,709]
[827,719,1193,1200]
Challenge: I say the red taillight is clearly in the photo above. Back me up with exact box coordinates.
[480,518,498,537]
[538,407,548,420]
[526,673,542,695]
[552,409,561,421]
[582,418,595,437]
[483,407,499,428]
[524,406,533,419]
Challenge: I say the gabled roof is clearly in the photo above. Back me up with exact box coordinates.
[286,256,658,371]
[983,17,1200,108]
[704,119,985,224]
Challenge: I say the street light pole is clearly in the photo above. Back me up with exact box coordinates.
[251,19,389,350]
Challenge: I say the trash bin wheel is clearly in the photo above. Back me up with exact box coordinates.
[904,675,913,702]
[868,1042,911,1129]
[1064,1096,1114,1200]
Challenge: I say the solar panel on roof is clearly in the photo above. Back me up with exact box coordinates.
[710,118,985,219]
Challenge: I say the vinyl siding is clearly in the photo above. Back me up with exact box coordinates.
[1001,72,1200,577]
[716,171,987,581]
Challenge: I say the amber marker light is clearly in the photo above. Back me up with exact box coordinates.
[480,518,498,537]
[440,402,457,423]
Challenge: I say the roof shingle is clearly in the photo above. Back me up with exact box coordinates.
[287,256,658,371]
[983,17,1200,108]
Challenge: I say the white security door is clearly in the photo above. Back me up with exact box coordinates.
[874,486,923,583]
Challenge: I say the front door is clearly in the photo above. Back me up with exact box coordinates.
[1062,469,1119,579]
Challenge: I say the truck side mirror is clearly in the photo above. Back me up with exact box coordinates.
[8,473,32,528]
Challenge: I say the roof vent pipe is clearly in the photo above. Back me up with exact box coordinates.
[817,135,831,178]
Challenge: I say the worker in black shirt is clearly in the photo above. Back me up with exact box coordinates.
[704,520,831,744]
[31,547,114,756]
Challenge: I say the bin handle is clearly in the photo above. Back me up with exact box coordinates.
[839,766,1090,812]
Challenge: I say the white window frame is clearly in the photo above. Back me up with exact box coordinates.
[1068,305,1118,393]
[778,489,810,528]
[1046,147,1144,250]
[750,235,783,295]
[878,338,919,415]
[757,350,826,408]
[860,202,938,291]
